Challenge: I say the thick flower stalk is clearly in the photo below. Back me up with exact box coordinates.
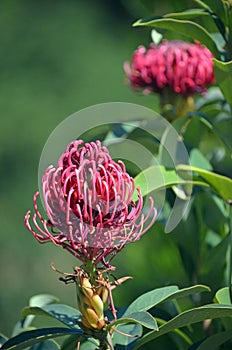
[76,271,107,330]
[24,140,156,266]
[124,40,215,97]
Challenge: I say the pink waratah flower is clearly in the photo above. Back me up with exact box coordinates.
[24,140,156,266]
[124,40,215,97]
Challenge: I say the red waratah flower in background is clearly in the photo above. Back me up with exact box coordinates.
[124,40,215,97]
[24,140,156,266]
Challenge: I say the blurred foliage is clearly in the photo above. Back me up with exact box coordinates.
[0,0,174,336]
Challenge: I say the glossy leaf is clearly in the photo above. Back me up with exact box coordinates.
[134,304,232,349]
[123,285,209,316]
[215,287,232,304]
[196,330,232,350]
[133,17,220,58]
[133,165,208,200]
[109,311,158,330]
[22,304,81,329]
[213,58,232,109]
[1,328,82,350]
[177,164,232,202]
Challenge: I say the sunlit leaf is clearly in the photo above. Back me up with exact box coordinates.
[133,165,209,200]
[164,9,210,20]
[29,295,59,308]
[215,287,232,304]
[133,17,220,58]
[177,164,232,202]
[109,311,158,330]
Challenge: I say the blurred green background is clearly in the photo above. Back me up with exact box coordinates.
[0,0,197,337]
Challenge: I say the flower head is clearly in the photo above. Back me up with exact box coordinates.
[124,40,215,97]
[24,140,156,265]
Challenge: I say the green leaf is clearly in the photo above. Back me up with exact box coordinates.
[215,287,232,304]
[194,0,226,22]
[124,286,178,316]
[134,304,232,349]
[133,17,220,58]
[78,340,98,350]
[112,323,142,347]
[22,304,81,329]
[61,336,98,350]
[164,9,210,20]
[213,58,232,109]
[196,330,232,350]
[190,149,212,170]
[201,235,230,275]
[29,294,59,307]
[30,339,61,350]
[1,328,82,350]
[133,165,208,200]
[12,295,60,337]
[123,285,209,316]
[109,312,158,330]
[177,164,232,202]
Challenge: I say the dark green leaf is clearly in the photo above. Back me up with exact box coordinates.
[177,164,232,202]
[21,304,81,329]
[194,0,226,22]
[213,58,232,109]
[134,304,232,349]
[109,311,158,330]
[1,328,82,350]
[196,330,232,350]
[201,235,230,275]
[133,17,220,58]
[0,334,8,346]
